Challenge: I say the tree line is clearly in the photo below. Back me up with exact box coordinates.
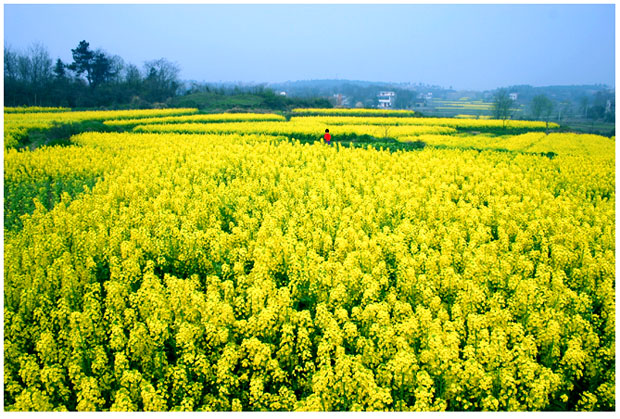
[5,41,182,109]
[492,88,614,132]
[4,41,333,112]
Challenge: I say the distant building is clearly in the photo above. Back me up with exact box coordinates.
[377,91,396,109]
[279,91,287,96]
[509,92,518,101]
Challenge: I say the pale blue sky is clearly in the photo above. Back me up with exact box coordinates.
[4,3,615,90]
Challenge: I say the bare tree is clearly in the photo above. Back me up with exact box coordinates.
[8,43,54,105]
[28,43,53,88]
[531,94,554,129]
[492,88,513,128]
[4,44,19,82]
[123,63,142,86]
[105,54,125,84]
[143,58,180,102]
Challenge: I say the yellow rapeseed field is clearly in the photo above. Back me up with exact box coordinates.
[291,108,417,116]
[132,121,457,138]
[3,109,615,412]
[4,108,198,148]
[289,115,558,130]
[103,112,286,127]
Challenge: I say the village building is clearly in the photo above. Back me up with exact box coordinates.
[377,91,396,109]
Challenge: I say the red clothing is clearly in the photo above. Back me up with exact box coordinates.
[324,133,331,142]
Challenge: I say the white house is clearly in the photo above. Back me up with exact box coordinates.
[509,92,518,101]
[377,91,396,109]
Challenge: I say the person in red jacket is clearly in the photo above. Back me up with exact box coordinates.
[324,128,331,145]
